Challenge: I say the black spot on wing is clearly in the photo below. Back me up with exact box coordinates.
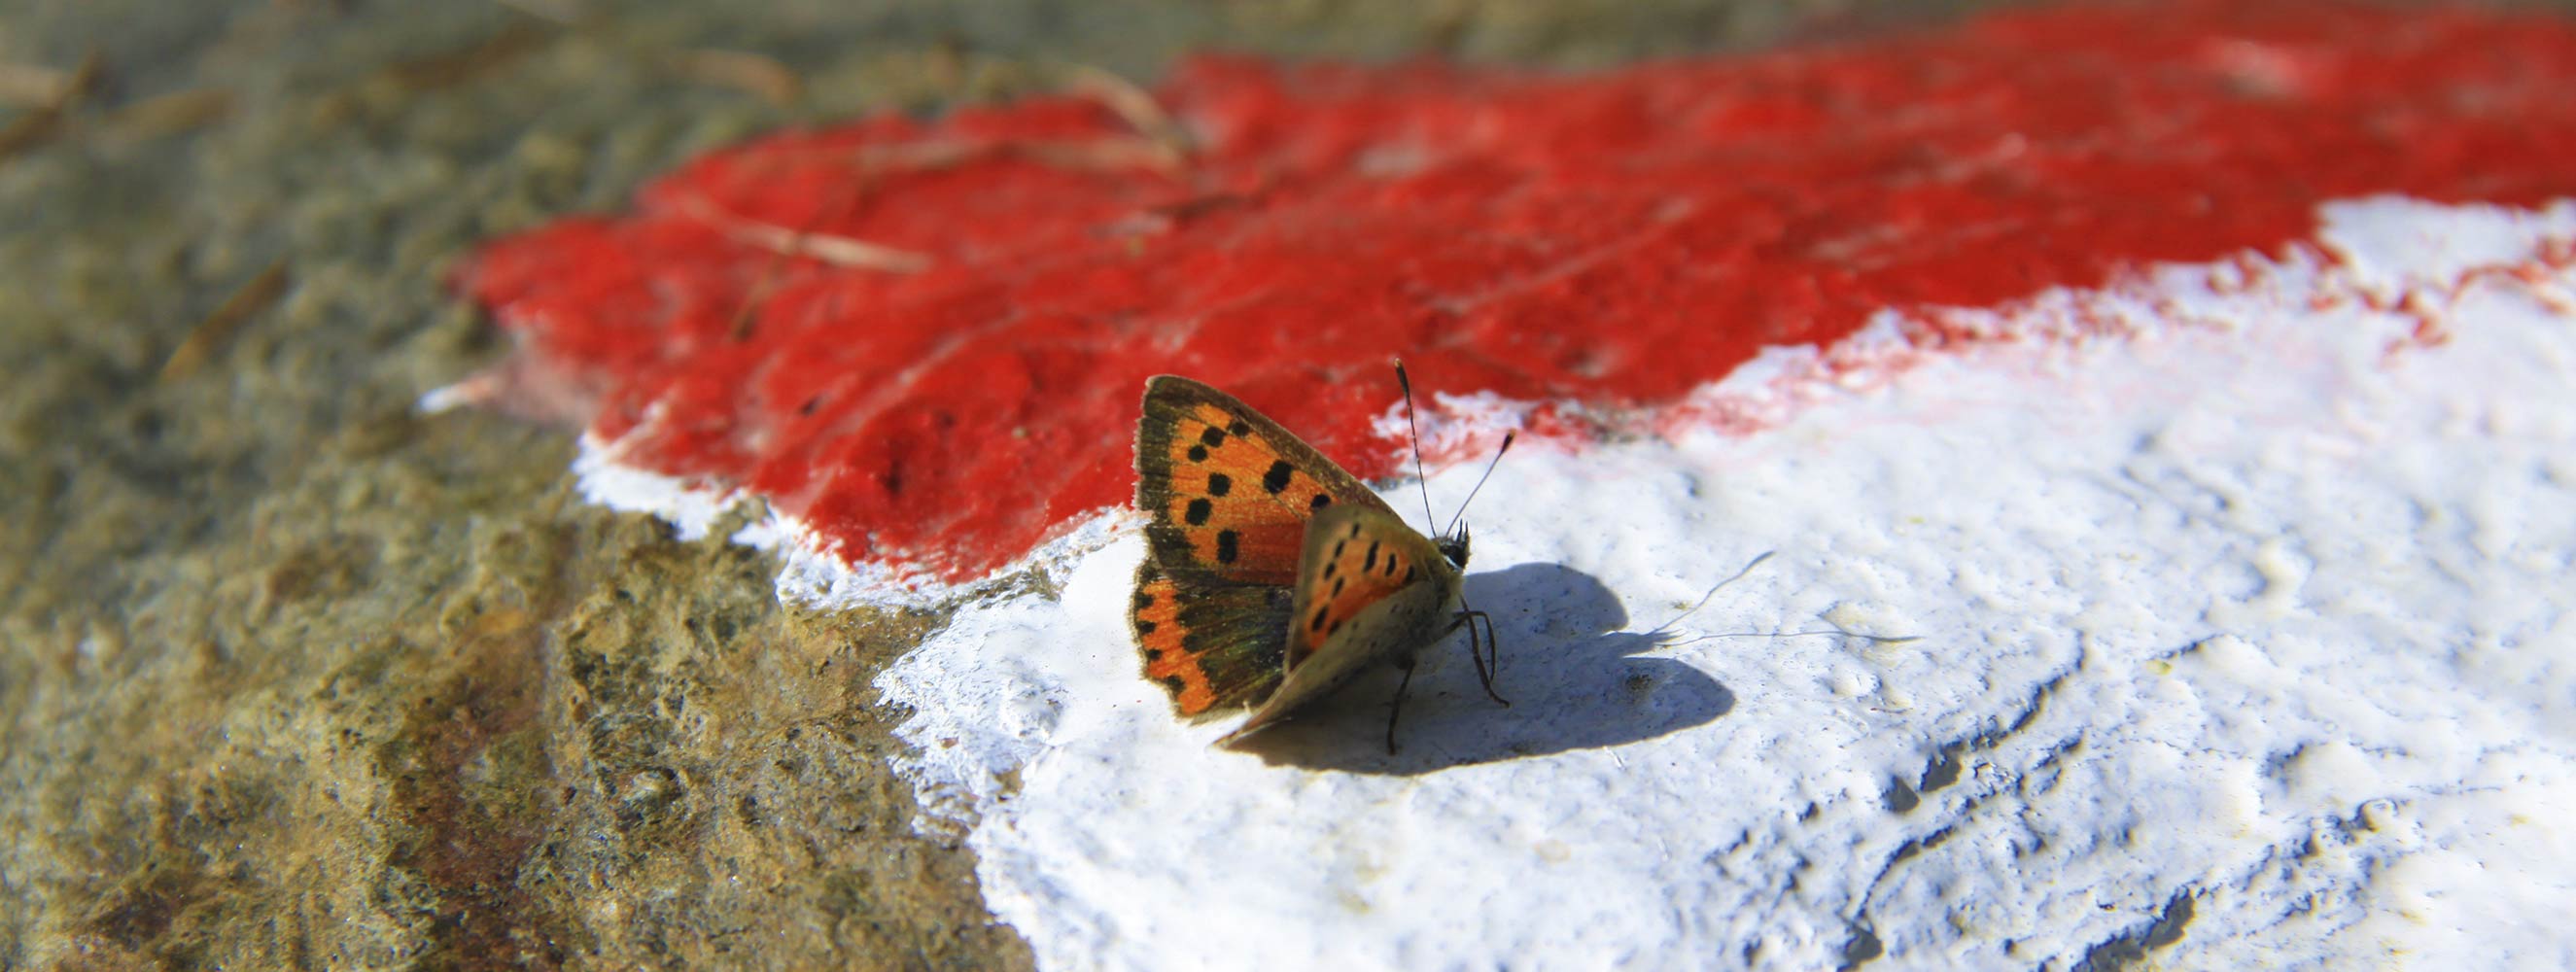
[1310,494,1332,510]
[1263,460,1294,494]
[1201,426,1228,447]
[1188,444,1208,462]
[1185,499,1212,525]
[1215,530,1239,564]
[1207,472,1232,497]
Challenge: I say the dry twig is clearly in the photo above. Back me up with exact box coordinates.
[160,262,293,383]
[675,195,932,274]
[668,48,801,105]
[0,49,103,159]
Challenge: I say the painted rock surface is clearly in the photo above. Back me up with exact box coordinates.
[451,2,2576,968]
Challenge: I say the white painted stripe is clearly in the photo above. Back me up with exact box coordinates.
[872,197,2576,970]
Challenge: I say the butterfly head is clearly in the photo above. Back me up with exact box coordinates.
[1437,521,1471,569]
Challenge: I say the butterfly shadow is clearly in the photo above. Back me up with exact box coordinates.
[1233,561,1734,776]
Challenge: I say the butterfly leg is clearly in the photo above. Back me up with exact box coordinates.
[1383,658,1417,754]
[1456,609,1511,707]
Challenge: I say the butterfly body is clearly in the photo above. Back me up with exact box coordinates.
[1129,375,1485,747]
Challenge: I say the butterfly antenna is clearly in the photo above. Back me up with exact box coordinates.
[1395,360,1439,533]
[1442,432,1515,538]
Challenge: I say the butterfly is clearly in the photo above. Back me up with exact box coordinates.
[1129,369,1509,750]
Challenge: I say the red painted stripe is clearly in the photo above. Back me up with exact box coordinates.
[459,0,2576,582]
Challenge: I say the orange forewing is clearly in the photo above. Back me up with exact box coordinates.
[1217,502,1466,747]
[1134,379,1391,585]
[1287,515,1431,671]
[1156,402,1312,584]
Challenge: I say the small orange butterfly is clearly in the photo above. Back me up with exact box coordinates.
[1130,366,1511,750]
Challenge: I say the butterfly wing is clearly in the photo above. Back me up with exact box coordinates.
[1134,376,1393,587]
[1216,503,1464,746]
[1282,504,1459,672]
[1131,375,1393,717]
[1131,559,1293,716]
